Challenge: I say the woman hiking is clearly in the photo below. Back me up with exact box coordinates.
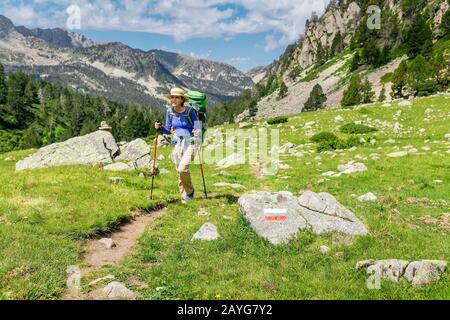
[155,88,200,203]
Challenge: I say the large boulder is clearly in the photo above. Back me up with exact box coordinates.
[102,281,139,299]
[16,131,118,172]
[238,190,368,245]
[115,138,151,169]
[192,223,221,241]
[404,260,447,287]
[356,259,447,286]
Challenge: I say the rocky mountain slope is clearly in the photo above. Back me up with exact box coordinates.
[237,0,449,121]
[0,15,253,107]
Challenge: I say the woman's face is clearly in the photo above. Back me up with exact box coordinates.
[170,96,183,108]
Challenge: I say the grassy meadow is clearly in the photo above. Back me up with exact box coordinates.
[0,95,449,299]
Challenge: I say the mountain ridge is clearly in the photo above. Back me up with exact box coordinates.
[235,0,449,121]
[0,14,254,107]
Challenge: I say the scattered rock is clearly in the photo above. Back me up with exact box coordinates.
[213,182,246,189]
[355,260,375,270]
[367,259,409,282]
[102,281,139,299]
[216,153,245,168]
[88,275,115,286]
[116,138,152,169]
[192,223,221,241]
[319,245,331,254]
[425,108,433,114]
[16,131,119,171]
[358,192,377,202]
[238,190,368,245]
[159,168,169,174]
[385,139,396,144]
[157,155,165,161]
[109,177,125,184]
[239,122,252,129]
[212,171,233,177]
[223,215,233,221]
[334,115,344,122]
[197,209,210,216]
[404,260,447,287]
[387,151,408,158]
[357,259,448,287]
[278,142,297,154]
[99,238,116,249]
[337,162,368,174]
[104,162,133,171]
[398,100,412,107]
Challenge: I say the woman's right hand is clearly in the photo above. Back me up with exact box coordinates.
[154,121,162,130]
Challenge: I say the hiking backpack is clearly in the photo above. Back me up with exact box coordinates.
[187,90,207,142]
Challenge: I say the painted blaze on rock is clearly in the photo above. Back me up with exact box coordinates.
[238,190,368,245]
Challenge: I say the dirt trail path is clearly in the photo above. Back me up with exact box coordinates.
[62,208,167,300]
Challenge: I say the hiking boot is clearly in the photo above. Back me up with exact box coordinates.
[182,191,195,204]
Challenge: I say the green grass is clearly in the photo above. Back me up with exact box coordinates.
[0,95,449,299]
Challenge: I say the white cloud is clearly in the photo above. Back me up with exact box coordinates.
[264,35,279,52]
[1,0,330,50]
[226,56,250,65]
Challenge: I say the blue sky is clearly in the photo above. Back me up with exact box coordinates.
[0,0,330,72]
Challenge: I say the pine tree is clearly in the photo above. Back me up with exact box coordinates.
[431,51,448,88]
[248,100,258,117]
[330,31,344,56]
[391,60,408,99]
[350,52,361,71]
[405,13,432,58]
[316,42,326,66]
[378,85,386,102]
[362,39,382,68]
[278,81,288,100]
[361,77,375,103]
[0,63,7,105]
[407,54,433,96]
[442,10,450,35]
[341,75,363,107]
[304,84,327,112]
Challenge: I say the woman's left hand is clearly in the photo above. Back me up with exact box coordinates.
[193,129,200,138]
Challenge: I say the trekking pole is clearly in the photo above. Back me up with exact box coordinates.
[196,132,208,199]
[150,122,160,200]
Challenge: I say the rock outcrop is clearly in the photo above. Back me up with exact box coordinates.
[238,190,368,245]
[356,259,448,287]
[16,130,118,171]
[15,132,155,172]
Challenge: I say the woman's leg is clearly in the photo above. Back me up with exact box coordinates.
[177,144,196,199]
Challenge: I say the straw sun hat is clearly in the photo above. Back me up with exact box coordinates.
[165,87,189,101]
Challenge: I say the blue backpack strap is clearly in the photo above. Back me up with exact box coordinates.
[169,107,195,129]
